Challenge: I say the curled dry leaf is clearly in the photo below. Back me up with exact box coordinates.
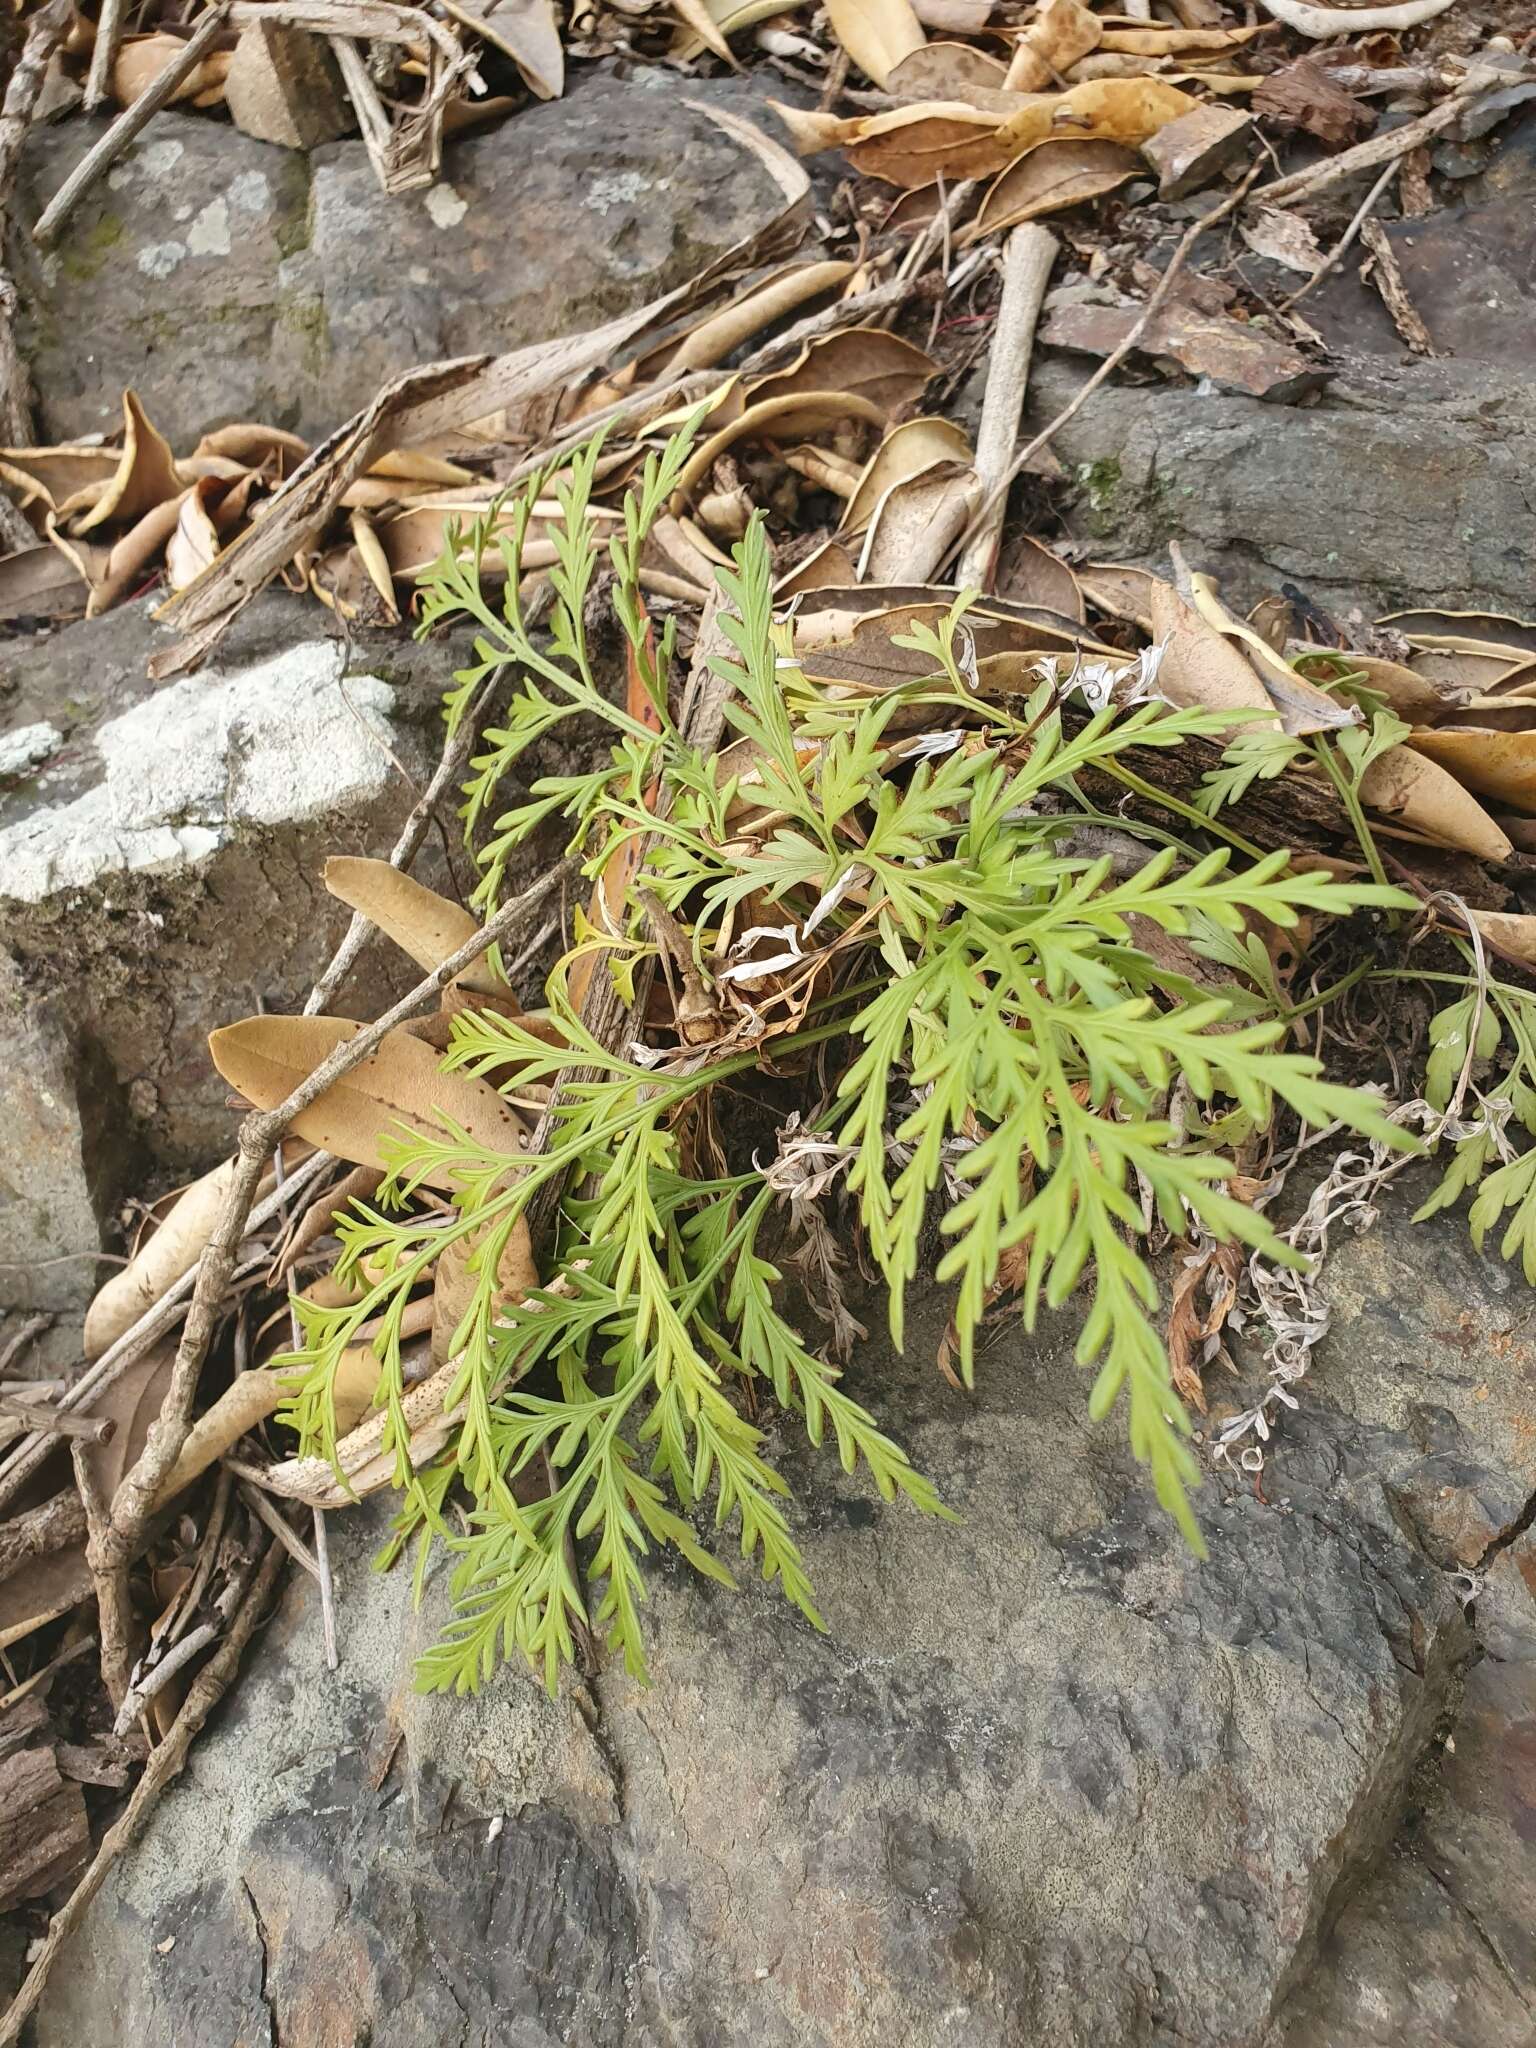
[1004,0,1102,93]
[66,392,182,537]
[669,393,887,511]
[856,462,977,584]
[207,1016,529,1183]
[1078,561,1156,629]
[1187,573,1356,734]
[777,78,1199,189]
[1290,647,1449,723]
[1148,576,1276,722]
[111,32,231,109]
[1468,910,1536,971]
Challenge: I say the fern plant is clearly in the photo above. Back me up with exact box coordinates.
[275,423,1416,1695]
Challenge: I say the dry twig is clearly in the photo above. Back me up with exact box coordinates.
[32,4,233,249]
[955,223,1059,592]
[0,1540,286,2048]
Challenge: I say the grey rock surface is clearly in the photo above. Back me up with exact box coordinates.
[11,75,796,446]
[31,1197,1535,2048]
[1026,354,1535,622]
[0,595,460,1308]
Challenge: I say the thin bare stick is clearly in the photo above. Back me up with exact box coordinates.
[269,1142,336,1665]
[0,1318,50,1379]
[32,4,232,250]
[1252,71,1496,207]
[0,1395,112,1443]
[0,1158,329,1514]
[112,1618,216,1737]
[955,223,1059,592]
[0,1540,285,2048]
[237,1479,320,1576]
[1278,158,1400,313]
[83,0,128,112]
[71,1437,130,1706]
[897,178,979,285]
[953,162,1263,563]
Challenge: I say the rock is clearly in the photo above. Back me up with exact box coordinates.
[11,75,799,446]
[1141,104,1255,200]
[1025,353,1536,617]
[1038,298,1327,403]
[0,594,454,1308]
[222,20,353,152]
[38,1185,1536,2048]
[0,720,60,778]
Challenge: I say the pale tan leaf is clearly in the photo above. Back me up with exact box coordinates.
[1078,560,1155,628]
[84,1157,279,1361]
[670,393,887,509]
[857,462,977,584]
[824,0,927,88]
[742,325,938,421]
[1289,647,1450,723]
[1188,571,1357,734]
[1469,909,1536,970]
[888,41,1006,96]
[1406,727,1536,817]
[777,538,858,596]
[1149,576,1275,720]
[1004,0,1102,92]
[1359,746,1513,861]
[207,1017,528,1183]
[165,480,223,594]
[444,0,563,97]
[431,1216,538,1363]
[323,856,497,990]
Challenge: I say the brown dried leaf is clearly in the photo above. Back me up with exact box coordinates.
[993,533,1083,621]
[430,1216,538,1364]
[839,415,971,534]
[69,392,183,538]
[207,1017,528,1184]
[1148,576,1276,720]
[1359,746,1513,861]
[970,138,1140,240]
[323,855,492,989]
[1004,0,1101,93]
[1406,727,1536,817]
[888,41,1006,98]
[856,462,977,584]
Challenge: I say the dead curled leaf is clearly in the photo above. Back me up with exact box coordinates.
[323,856,505,995]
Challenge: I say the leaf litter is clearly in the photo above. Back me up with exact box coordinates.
[3,0,1536,2012]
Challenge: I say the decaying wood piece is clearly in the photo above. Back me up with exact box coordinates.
[0,1491,86,1588]
[1039,297,1327,404]
[0,1698,89,1913]
[955,222,1057,591]
[1360,218,1437,355]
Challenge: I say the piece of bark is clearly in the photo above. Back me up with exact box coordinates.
[0,1710,89,1910]
[1140,104,1253,200]
[223,20,353,148]
[1253,56,1372,149]
[1360,218,1437,356]
[1040,299,1328,402]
